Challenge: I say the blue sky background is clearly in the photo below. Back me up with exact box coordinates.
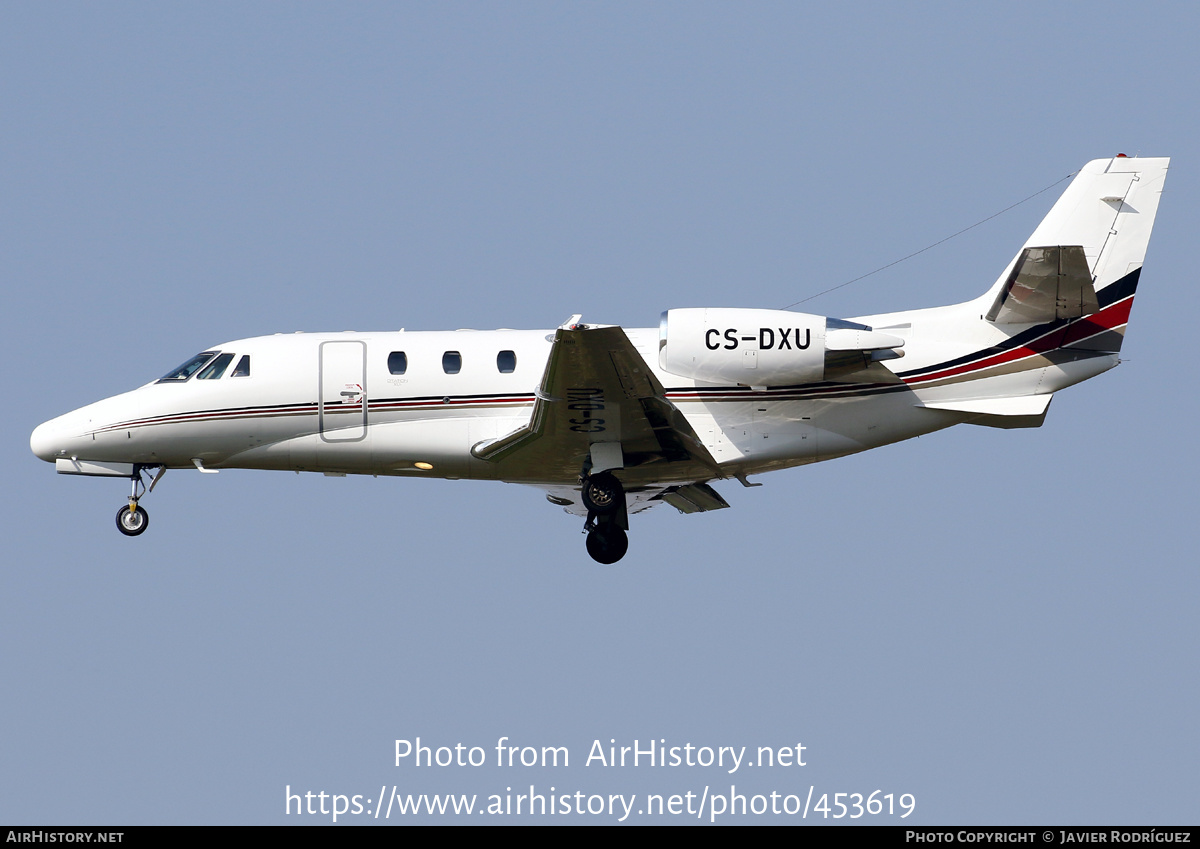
[2,2,1196,824]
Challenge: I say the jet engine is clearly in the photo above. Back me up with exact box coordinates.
[658,308,904,386]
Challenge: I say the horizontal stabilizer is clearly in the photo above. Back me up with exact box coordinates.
[986,246,1098,324]
[921,395,1053,429]
[660,483,730,514]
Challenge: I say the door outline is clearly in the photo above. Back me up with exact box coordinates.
[319,340,367,443]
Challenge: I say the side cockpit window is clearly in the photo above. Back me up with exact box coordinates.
[231,355,251,377]
[157,352,218,383]
[196,352,235,380]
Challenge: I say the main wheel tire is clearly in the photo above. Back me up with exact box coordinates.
[585,525,629,564]
[582,472,624,516]
[116,504,149,536]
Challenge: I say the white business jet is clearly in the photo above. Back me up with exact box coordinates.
[31,156,1168,563]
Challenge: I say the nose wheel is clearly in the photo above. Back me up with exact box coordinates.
[114,465,164,537]
[116,503,149,536]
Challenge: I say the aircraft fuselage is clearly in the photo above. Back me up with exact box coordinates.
[30,156,1167,561]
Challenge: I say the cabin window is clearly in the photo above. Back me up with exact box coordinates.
[196,352,235,380]
[387,351,408,375]
[442,351,462,374]
[231,355,251,377]
[497,350,517,373]
[157,352,217,383]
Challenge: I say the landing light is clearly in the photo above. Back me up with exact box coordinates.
[414,462,434,471]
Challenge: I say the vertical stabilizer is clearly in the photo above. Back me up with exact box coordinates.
[984,156,1168,351]
[1024,156,1167,291]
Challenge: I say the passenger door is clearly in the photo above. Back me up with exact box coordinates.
[319,340,367,442]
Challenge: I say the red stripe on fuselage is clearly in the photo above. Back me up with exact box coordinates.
[903,296,1133,386]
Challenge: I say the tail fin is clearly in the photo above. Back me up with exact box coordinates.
[984,155,1168,352]
[912,157,1168,429]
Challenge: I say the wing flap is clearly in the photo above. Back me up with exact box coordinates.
[660,483,731,514]
[473,322,720,481]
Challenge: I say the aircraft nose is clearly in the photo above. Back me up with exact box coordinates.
[32,393,142,464]
[31,409,90,462]
[30,418,64,462]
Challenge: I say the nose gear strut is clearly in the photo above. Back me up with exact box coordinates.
[115,465,164,537]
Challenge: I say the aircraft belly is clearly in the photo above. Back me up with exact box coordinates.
[124,420,258,467]
[684,398,820,466]
[369,417,472,477]
[223,410,518,478]
[268,419,476,476]
[751,401,818,463]
[728,390,955,472]
[812,392,955,460]
[684,402,755,464]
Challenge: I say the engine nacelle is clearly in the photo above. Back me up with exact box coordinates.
[658,308,903,386]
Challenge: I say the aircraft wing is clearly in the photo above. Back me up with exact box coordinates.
[472,319,721,486]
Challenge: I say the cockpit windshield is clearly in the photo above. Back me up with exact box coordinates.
[157,352,218,382]
[196,352,235,380]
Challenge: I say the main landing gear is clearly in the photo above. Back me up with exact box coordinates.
[581,471,629,564]
[585,520,628,564]
[115,465,165,537]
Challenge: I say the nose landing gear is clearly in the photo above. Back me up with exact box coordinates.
[116,503,149,536]
[115,465,164,537]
